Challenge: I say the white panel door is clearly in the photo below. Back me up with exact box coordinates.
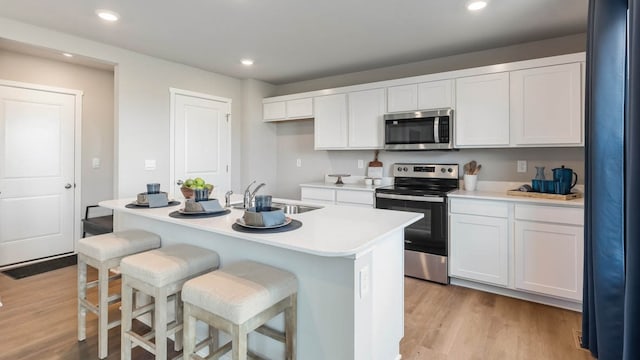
[0,85,76,266]
[449,213,509,287]
[514,221,584,301]
[173,93,231,198]
[455,73,510,147]
[348,88,385,149]
[510,63,583,146]
[314,94,348,149]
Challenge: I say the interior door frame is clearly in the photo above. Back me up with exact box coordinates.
[0,79,83,261]
[169,88,232,199]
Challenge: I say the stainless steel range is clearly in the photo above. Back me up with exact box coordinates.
[375,163,459,284]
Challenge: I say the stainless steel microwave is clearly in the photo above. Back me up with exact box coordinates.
[384,108,454,150]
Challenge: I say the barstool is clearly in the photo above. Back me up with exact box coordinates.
[120,244,220,360]
[77,229,161,359]
[182,260,298,360]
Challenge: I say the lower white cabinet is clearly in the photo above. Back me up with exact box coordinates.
[450,207,509,287]
[449,198,584,304]
[301,186,374,207]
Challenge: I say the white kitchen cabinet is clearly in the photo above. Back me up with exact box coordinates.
[301,185,374,207]
[387,80,454,113]
[514,204,583,301]
[314,94,348,149]
[418,79,454,110]
[449,199,510,287]
[455,73,510,147]
[263,98,313,122]
[348,88,385,149]
[511,63,583,146]
[387,84,417,112]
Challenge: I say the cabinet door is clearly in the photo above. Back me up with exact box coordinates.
[514,221,583,301]
[449,214,509,286]
[511,63,582,146]
[387,84,417,112]
[455,73,510,147]
[263,101,286,121]
[348,88,385,149]
[418,79,454,110]
[314,94,348,149]
[287,98,313,119]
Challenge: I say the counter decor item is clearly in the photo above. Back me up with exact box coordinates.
[463,160,481,191]
[364,178,373,186]
[134,183,170,207]
[170,198,230,218]
[180,177,214,199]
[534,166,546,180]
[328,174,350,185]
[552,165,578,195]
[241,207,288,228]
[506,189,583,200]
[367,150,383,179]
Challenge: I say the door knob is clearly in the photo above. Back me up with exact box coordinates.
[176,180,184,186]
[65,183,72,189]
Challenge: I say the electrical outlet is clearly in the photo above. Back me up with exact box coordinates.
[296,159,302,167]
[517,160,527,173]
[357,160,364,169]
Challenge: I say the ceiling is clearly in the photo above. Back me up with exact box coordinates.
[0,0,588,85]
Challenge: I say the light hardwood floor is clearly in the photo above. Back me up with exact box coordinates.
[0,265,593,360]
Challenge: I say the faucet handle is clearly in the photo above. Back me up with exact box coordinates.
[224,190,233,207]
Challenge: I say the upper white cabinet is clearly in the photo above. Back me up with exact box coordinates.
[314,89,385,150]
[263,98,313,122]
[387,80,454,113]
[314,94,348,149]
[455,73,510,147]
[510,63,583,146]
[348,88,385,149]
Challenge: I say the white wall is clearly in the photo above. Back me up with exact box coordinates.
[0,49,115,217]
[0,16,246,197]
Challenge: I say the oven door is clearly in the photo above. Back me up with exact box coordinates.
[375,193,447,256]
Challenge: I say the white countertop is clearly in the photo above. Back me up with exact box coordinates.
[299,182,385,192]
[99,198,422,258]
[449,189,584,207]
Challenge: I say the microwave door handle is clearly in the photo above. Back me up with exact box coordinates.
[434,117,439,143]
[375,193,444,203]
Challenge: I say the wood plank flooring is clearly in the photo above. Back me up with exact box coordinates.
[0,265,593,359]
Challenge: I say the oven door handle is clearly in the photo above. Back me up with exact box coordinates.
[375,193,444,203]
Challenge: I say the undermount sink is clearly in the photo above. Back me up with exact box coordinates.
[232,202,322,214]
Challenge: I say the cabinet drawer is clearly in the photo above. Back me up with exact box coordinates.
[336,190,374,206]
[450,199,508,218]
[515,204,583,226]
[301,187,335,202]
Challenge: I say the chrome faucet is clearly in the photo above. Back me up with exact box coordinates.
[243,181,266,208]
[224,190,233,208]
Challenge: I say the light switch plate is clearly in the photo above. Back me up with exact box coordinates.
[517,160,527,173]
[145,159,157,170]
[296,159,302,167]
[92,157,101,169]
[357,160,364,169]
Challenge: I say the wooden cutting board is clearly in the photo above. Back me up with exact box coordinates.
[506,190,582,200]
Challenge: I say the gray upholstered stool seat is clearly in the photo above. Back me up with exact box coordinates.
[77,229,161,359]
[120,244,220,360]
[182,260,298,360]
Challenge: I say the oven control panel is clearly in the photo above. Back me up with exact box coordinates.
[393,163,458,179]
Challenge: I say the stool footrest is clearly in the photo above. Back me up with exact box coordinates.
[132,302,155,318]
[209,341,233,358]
[79,298,98,314]
[126,330,156,354]
[193,335,214,353]
[254,325,286,343]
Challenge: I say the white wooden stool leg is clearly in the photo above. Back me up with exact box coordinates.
[121,279,133,360]
[77,257,87,342]
[98,263,110,359]
[174,292,183,351]
[183,304,196,360]
[284,294,297,360]
[209,325,218,356]
[155,286,168,360]
[232,324,248,360]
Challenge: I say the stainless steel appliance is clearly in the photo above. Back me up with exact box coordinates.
[375,163,459,284]
[384,108,454,151]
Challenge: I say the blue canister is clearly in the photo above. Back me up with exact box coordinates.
[552,166,578,195]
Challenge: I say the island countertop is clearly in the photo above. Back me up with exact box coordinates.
[99,198,422,258]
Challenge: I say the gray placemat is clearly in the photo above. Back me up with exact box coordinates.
[168,209,231,219]
[232,219,302,233]
[125,200,181,209]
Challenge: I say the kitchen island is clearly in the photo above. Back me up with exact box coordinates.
[99,198,421,360]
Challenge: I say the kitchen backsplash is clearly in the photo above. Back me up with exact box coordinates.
[274,119,584,199]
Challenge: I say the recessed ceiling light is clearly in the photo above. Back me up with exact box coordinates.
[241,59,254,66]
[96,9,120,22]
[467,1,488,11]
[62,53,73,58]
